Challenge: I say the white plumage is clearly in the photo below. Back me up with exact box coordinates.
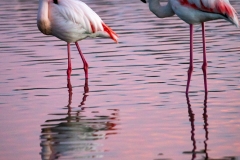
[37,0,118,79]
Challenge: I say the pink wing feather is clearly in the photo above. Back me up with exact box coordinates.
[180,0,239,27]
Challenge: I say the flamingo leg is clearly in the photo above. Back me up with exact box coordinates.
[186,24,194,94]
[75,42,89,79]
[67,43,72,80]
[201,22,208,93]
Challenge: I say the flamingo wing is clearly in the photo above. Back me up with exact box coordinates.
[180,0,239,26]
[50,0,118,42]
[53,0,103,33]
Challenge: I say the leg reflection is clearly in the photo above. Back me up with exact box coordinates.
[40,79,118,160]
[184,93,209,160]
[203,93,209,159]
[79,79,89,108]
[67,79,73,116]
[185,94,196,160]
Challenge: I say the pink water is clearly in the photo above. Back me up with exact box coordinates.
[0,0,240,160]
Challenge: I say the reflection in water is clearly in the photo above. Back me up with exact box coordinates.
[40,79,119,160]
[184,95,238,160]
[202,94,209,160]
[184,93,209,160]
[0,0,239,159]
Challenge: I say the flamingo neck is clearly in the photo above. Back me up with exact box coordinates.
[148,0,174,18]
[37,0,51,35]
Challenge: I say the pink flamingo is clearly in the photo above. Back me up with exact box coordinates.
[140,0,239,93]
[37,0,118,80]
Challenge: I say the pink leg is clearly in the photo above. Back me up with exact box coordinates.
[67,43,72,79]
[186,24,194,94]
[201,23,208,93]
[75,42,89,79]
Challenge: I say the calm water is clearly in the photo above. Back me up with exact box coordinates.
[0,0,240,160]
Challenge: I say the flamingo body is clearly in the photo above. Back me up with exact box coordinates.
[141,0,239,93]
[171,0,239,26]
[37,0,118,79]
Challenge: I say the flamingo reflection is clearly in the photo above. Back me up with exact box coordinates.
[40,79,119,160]
[183,93,208,160]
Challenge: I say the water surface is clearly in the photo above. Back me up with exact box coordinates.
[0,0,240,160]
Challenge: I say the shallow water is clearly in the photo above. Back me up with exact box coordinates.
[0,0,240,160]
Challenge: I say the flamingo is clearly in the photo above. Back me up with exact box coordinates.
[37,0,118,80]
[140,0,239,94]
